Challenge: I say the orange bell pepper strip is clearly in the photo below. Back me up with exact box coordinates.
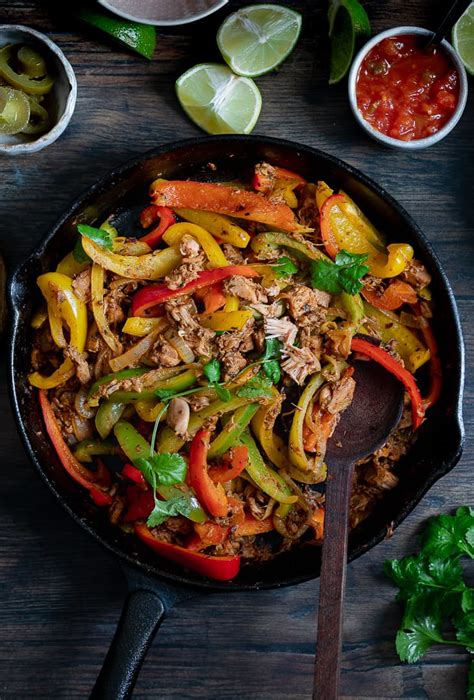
[309,508,325,540]
[351,337,425,430]
[208,445,248,483]
[234,515,274,536]
[198,282,227,314]
[362,280,418,311]
[135,523,240,581]
[149,179,306,233]
[39,390,111,497]
[131,265,258,316]
[188,429,229,518]
[186,522,231,551]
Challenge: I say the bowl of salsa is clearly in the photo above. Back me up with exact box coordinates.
[348,26,468,149]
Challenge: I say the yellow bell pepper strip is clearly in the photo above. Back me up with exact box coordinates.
[135,399,166,423]
[208,404,260,459]
[251,231,328,263]
[113,237,152,256]
[150,179,308,233]
[163,222,228,268]
[131,265,258,316]
[189,430,229,518]
[239,431,297,505]
[320,194,414,278]
[95,400,126,439]
[0,45,54,95]
[251,390,288,471]
[157,396,259,454]
[56,251,90,278]
[351,337,425,430]
[107,368,201,404]
[174,208,250,249]
[31,306,48,329]
[91,263,122,356]
[363,301,430,373]
[316,181,334,211]
[339,192,385,248]
[29,272,88,389]
[122,316,167,337]
[135,523,241,581]
[81,235,181,281]
[223,295,239,312]
[252,164,306,208]
[199,309,254,332]
[288,370,326,476]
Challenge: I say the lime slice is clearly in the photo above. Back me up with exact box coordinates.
[77,7,156,59]
[217,4,302,78]
[328,0,371,84]
[176,63,262,135]
[453,2,474,76]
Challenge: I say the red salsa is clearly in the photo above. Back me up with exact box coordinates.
[356,35,459,141]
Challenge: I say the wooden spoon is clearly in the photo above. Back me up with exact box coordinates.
[313,359,404,700]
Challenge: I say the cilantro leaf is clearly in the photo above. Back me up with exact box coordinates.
[236,373,273,399]
[395,593,446,663]
[384,554,464,601]
[73,237,91,264]
[264,337,282,360]
[271,256,298,279]
[421,507,474,559]
[203,358,221,384]
[77,223,115,251]
[136,453,187,487]
[310,250,369,295]
[155,387,177,401]
[261,338,282,384]
[452,608,474,652]
[214,384,232,402]
[263,359,281,384]
[147,496,188,528]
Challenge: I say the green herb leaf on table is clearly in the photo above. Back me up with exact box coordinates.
[395,592,447,664]
[271,256,299,279]
[310,250,369,295]
[236,373,273,399]
[420,506,474,559]
[77,223,114,251]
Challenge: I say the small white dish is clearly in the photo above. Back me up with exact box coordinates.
[348,26,468,150]
[97,0,228,27]
[0,25,77,155]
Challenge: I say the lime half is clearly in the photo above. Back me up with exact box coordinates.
[453,2,474,76]
[217,4,302,78]
[328,0,371,84]
[77,7,156,59]
[176,63,262,135]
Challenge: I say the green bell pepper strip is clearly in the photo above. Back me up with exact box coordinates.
[207,403,260,459]
[157,396,258,454]
[95,400,126,440]
[88,367,149,404]
[239,430,297,505]
[250,232,329,263]
[113,421,206,523]
[74,438,119,463]
[107,368,200,404]
[338,291,364,327]
[0,45,54,95]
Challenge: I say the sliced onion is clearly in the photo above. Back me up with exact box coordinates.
[165,329,195,363]
[109,328,163,372]
[74,387,95,419]
[71,413,93,442]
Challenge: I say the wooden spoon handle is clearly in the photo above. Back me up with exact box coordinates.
[313,460,355,700]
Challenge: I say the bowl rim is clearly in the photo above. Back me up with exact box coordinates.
[347,25,469,150]
[97,0,229,26]
[0,24,77,155]
[7,135,465,591]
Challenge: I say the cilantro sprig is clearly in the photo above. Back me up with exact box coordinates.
[262,337,282,384]
[385,507,474,695]
[77,223,115,250]
[310,250,369,295]
[236,372,274,399]
[271,256,299,279]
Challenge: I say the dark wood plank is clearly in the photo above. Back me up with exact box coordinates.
[0,0,472,698]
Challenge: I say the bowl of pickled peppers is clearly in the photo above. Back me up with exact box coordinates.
[0,25,77,154]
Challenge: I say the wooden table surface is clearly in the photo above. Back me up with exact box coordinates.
[0,1,472,698]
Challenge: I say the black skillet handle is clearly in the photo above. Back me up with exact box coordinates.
[90,566,194,700]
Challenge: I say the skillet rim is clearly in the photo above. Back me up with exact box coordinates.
[7,134,465,592]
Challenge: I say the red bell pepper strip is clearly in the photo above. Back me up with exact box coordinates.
[188,429,229,518]
[140,205,160,229]
[139,206,176,248]
[123,485,155,523]
[362,281,418,311]
[186,521,231,551]
[208,445,248,483]
[412,304,442,409]
[252,165,306,193]
[131,265,258,317]
[89,488,113,507]
[351,337,425,430]
[39,390,104,489]
[234,515,274,536]
[135,523,241,581]
[150,180,304,232]
[122,463,146,485]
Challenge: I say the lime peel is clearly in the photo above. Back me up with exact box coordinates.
[452,2,474,76]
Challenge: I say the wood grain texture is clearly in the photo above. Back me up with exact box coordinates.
[0,0,472,698]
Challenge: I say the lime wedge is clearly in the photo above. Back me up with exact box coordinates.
[328,0,370,84]
[176,63,262,135]
[77,7,156,59]
[453,2,474,76]
[217,4,302,78]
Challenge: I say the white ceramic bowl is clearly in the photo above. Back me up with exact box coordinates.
[0,25,77,155]
[97,0,228,26]
[348,26,468,150]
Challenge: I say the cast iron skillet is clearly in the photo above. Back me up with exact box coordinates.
[8,136,464,698]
